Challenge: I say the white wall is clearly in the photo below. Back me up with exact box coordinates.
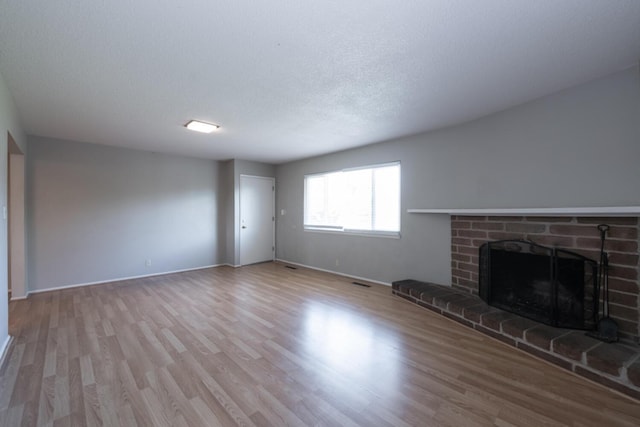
[276,66,640,285]
[0,70,26,356]
[27,137,225,291]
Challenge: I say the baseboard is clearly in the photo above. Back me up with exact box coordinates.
[9,295,28,301]
[28,264,226,295]
[275,259,391,287]
[0,335,14,370]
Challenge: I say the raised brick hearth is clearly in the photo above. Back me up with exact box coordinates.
[393,214,640,399]
[450,216,640,343]
[392,279,640,400]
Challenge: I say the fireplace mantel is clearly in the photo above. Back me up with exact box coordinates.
[407,206,640,217]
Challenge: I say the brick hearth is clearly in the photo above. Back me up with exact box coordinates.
[393,214,640,399]
[392,279,640,400]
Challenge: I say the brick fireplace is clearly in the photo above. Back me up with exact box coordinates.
[393,212,640,399]
[450,215,639,343]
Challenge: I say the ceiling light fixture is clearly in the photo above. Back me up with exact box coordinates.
[185,120,219,133]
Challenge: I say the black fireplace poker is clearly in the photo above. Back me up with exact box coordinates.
[587,224,619,343]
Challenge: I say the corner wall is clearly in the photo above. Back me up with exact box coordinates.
[275,66,640,286]
[0,70,26,356]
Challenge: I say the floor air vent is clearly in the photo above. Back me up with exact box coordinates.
[352,281,371,288]
[285,265,297,270]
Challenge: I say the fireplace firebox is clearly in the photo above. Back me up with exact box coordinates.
[479,240,598,330]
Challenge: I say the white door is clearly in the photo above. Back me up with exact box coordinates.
[240,175,275,265]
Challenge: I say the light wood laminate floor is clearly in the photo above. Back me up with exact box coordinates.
[0,262,638,426]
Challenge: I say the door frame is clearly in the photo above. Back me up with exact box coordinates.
[238,174,275,266]
[7,132,25,300]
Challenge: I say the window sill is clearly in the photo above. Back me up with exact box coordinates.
[303,227,401,239]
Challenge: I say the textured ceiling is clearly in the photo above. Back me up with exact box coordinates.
[1,1,639,163]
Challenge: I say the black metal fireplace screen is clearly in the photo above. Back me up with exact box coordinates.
[479,240,598,330]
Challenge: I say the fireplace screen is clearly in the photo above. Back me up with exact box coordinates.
[479,240,597,330]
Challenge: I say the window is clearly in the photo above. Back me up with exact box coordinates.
[304,162,400,236]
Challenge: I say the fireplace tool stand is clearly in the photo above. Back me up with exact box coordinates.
[587,224,619,343]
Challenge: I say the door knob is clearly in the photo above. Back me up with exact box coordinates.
[242,226,247,229]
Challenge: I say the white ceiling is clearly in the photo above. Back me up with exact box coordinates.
[1,1,639,164]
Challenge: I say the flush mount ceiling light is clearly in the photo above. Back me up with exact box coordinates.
[185,120,220,133]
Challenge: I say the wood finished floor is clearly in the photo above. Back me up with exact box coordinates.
[1,263,639,427]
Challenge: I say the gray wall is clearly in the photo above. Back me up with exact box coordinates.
[276,66,640,285]
[27,137,225,291]
[0,70,26,352]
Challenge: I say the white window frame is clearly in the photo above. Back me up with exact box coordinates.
[303,161,401,238]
